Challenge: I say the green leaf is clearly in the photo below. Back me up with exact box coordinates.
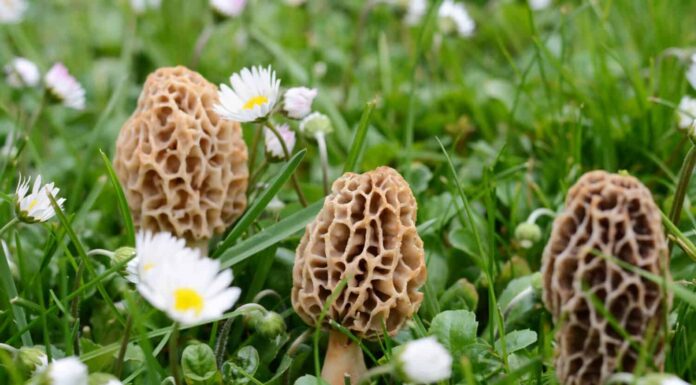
[99,149,136,246]
[213,149,306,257]
[222,346,260,385]
[494,330,537,355]
[218,200,322,269]
[498,273,542,330]
[181,342,219,385]
[80,338,113,373]
[429,310,478,357]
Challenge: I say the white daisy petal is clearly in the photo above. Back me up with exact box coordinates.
[438,0,475,38]
[211,0,247,17]
[214,65,281,123]
[133,234,241,326]
[678,96,696,135]
[14,174,65,223]
[396,337,453,384]
[0,0,28,24]
[4,57,40,88]
[283,87,317,119]
[130,0,161,14]
[45,357,88,385]
[45,63,86,110]
[264,124,296,160]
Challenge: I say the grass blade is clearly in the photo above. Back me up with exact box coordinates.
[343,99,376,174]
[0,229,33,346]
[99,149,136,246]
[218,200,322,269]
[47,193,126,327]
[213,149,307,257]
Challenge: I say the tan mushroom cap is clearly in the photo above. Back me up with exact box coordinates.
[541,170,671,385]
[292,166,427,339]
[114,66,248,242]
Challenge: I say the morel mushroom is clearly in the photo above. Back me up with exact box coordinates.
[114,67,248,250]
[292,167,427,385]
[541,171,671,385]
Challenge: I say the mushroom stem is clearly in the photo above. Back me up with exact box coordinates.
[321,330,367,385]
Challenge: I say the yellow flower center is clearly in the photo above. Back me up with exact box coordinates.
[242,95,268,110]
[174,288,204,315]
[143,263,155,272]
[28,199,39,211]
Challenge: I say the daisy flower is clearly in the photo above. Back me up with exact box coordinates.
[678,96,696,133]
[264,124,296,160]
[0,0,27,24]
[395,337,452,384]
[45,63,86,110]
[4,57,40,88]
[15,175,65,223]
[127,230,192,284]
[214,66,281,123]
[438,0,475,38]
[687,54,696,91]
[210,0,247,17]
[405,0,427,26]
[136,251,241,325]
[283,87,317,119]
[130,0,162,14]
[30,357,88,385]
[529,0,552,10]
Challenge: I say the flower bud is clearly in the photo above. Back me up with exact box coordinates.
[15,346,48,376]
[255,311,286,339]
[514,222,541,249]
[497,256,532,292]
[299,112,333,137]
[242,308,265,330]
[439,278,478,311]
[113,247,136,267]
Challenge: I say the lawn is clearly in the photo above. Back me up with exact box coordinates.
[1,0,696,384]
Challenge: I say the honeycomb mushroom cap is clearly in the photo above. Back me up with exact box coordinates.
[114,66,248,241]
[541,170,671,385]
[292,167,427,339]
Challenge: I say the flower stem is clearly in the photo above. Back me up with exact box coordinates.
[248,125,263,174]
[190,20,215,70]
[526,208,556,224]
[70,261,86,355]
[170,322,182,385]
[316,132,330,195]
[0,217,19,238]
[26,89,47,136]
[265,121,308,207]
[214,316,234,368]
[113,315,133,378]
[356,364,393,385]
[86,249,115,258]
[668,144,696,253]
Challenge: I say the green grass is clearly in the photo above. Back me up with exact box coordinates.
[1,0,696,384]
